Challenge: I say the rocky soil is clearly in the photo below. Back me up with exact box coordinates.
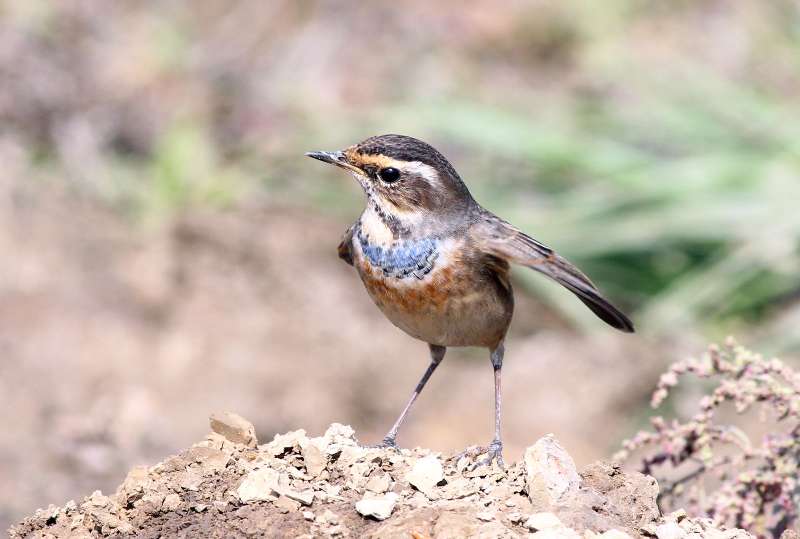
[0,174,661,533]
[11,413,751,539]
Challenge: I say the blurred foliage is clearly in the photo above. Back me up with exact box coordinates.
[1,0,799,350]
[617,340,800,536]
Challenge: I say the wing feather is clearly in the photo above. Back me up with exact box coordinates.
[472,212,634,333]
[337,224,356,266]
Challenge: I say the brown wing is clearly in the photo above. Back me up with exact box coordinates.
[472,212,634,333]
[337,224,356,266]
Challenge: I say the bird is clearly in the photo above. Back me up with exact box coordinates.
[306,134,634,466]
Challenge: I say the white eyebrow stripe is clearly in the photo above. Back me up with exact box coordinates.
[402,161,440,185]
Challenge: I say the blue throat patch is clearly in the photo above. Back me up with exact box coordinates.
[357,228,439,279]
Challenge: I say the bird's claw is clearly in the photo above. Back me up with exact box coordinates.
[455,439,505,470]
[366,436,399,450]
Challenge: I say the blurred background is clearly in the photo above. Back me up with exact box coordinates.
[2,0,800,530]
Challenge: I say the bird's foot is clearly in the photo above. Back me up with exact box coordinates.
[455,439,505,470]
[366,435,399,450]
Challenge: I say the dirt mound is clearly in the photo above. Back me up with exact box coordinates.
[10,414,750,538]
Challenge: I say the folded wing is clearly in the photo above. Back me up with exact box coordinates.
[337,224,356,266]
[471,212,634,333]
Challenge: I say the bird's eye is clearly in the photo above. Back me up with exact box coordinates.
[378,167,400,183]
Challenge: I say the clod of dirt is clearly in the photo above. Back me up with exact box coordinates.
[10,416,754,538]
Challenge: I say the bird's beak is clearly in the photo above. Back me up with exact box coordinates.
[305,150,361,174]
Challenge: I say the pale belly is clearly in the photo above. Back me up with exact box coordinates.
[352,235,513,348]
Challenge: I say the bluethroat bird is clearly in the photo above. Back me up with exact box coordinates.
[306,134,634,466]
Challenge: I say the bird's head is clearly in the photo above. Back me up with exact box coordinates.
[306,134,474,219]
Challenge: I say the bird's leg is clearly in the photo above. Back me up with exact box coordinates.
[485,342,505,467]
[457,343,505,468]
[373,344,446,449]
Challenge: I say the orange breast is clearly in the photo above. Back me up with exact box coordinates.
[359,257,464,314]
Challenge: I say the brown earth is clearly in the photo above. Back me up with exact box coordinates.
[11,414,751,539]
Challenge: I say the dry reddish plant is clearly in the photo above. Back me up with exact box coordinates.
[615,339,800,537]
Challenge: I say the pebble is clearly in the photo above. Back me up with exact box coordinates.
[237,468,280,502]
[364,471,392,494]
[274,495,301,513]
[209,412,258,447]
[284,488,314,506]
[656,521,688,539]
[300,437,328,477]
[265,429,308,457]
[406,455,444,497]
[162,493,182,512]
[355,493,400,521]
[525,512,564,531]
[316,508,339,525]
[524,434,580,508]
[476,510,494,521]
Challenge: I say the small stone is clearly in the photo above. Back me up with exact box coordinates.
[84,491,110,507]
[355,493,400,521]
[656,522,687,539]
[476,510,494,521]
[70,513,85,531]
[300,438,328,477]
[327,524,346,536]
[302,510,315,521]
[406,455,444,497]
[324,484,343,500]
[192,504,208,512]
[672,509,687,522]
[275,495,301,513]
[525,512,564,531]
[316,508,339,525]
[162,493,182,512]
[284,488,314,506]
[336,445,366,469]
[442,477,478,500]
[209,412,258,447]
[489,484,511,500]
[365,471,392,494]
[237,468,280,502]
[348,461,373,488]
[265,429,308,456]
[508,512,524,524]
[118,466,152,503]
[204,432,228,450]
[464,464,492,478]
[134,493,164,515]
[177,469,204,491]
[524,435,580,508]
[324,423,356,443]
[186,446,231,475]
